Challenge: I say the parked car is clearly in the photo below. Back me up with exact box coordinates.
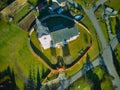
[74,14,83,21]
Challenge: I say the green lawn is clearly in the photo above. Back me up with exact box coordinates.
[69,66,113,90]
[74,0,98,9]
[0,20,49,89]
[28,0,38,6]
[109,17,116,35]
[105,0,120,11]
[94,5,104,19]
[99,21,109,42]
[14,3,31,23]
[114,44,120,65]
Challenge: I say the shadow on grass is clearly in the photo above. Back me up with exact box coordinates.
[81,54,93,74]
[84,33,89,44]
[109,43,120,77]
[115,17,120,42]
[86,54,93,68]
[50,47,56,57]
[0,66,18,90]
[26,68,36,90]
[24,67,50,90]
[56,56,65,68]
[84,55,101,90]
[62,44,71,57]
[112,49,120,77]
[86,69,101,90]
[30,40,56,69]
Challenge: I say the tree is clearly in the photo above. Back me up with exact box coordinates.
[48,0,52,6]
[36,68,41,90]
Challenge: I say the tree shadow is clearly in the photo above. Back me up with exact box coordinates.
[86,69,101,90]
[112,49,120,76]
[50,42,56,57]
[26,68,36,90]
[24,67,51,90]
[36,68,41,90]
[62,43,71,57]
[42,67,50,79]
[81,54,93,74]
[50,41,56,57]
[84,33,88,44]
[56,56,65,68]
[84,54,101,90]
[86,54,93,69]
[0,66,18,90]
[115,17,120,42]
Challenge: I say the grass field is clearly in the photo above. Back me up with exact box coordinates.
[28,0,38,6]
[114,44,120,76]
[69,66,113,90]
[74,0,98,9]
[109,17,117,35]
[114,44,120,65]
[0,20,49,89]
[105,0,120,11]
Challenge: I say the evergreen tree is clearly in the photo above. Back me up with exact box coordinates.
[36,68,41,90]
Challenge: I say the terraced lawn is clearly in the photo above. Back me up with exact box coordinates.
[14,3,31,23]
[0,20,49,89]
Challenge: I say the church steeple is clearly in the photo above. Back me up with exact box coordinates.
[35,17,49,37]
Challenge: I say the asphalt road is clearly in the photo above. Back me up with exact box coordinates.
[84,3,120,90]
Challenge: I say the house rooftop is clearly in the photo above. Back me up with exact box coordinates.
[57,0,65,3]
[49,2,60,11]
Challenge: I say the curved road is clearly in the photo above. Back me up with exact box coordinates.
[84,0,120,89]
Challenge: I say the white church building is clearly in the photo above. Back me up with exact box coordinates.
[34,17,79,49]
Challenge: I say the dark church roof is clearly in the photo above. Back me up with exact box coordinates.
[50,24,79,44]
[35,18,49,37]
